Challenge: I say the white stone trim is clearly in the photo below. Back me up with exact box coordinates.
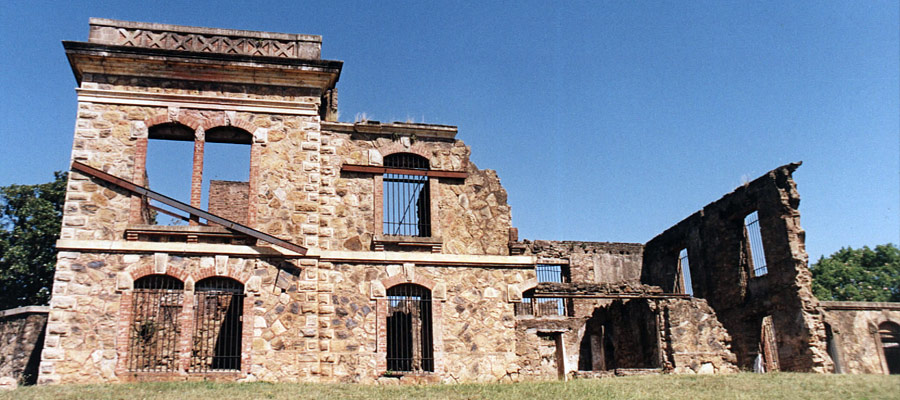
[76,88,318,116]
[56,239,536,267]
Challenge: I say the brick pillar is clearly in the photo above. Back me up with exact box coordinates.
[190,128,205,225]
[248,143,260,227]
[130,137,148,224]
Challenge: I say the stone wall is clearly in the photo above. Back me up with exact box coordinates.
[820,302,900,374]
[324,123,513,255]
[0,306,48,389]
[521,240,644,284]
[642,163,832,372]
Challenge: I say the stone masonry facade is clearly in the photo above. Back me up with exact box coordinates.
[31,19,899,385]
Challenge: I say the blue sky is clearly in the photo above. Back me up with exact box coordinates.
[0,1,897,262]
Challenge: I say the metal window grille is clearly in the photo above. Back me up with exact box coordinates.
[383,153,431,237]
[744,211,768,276]
[386,284,434,372]
[515,265,571,317]
[679,248,693,296]
[191,277,244,372]
[128,275,184,372]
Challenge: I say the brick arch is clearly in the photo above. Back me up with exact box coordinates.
[377,142,433,164]
[144,113,204,132]
[191,268,251,286]
[129,265,190,284]
[381,273,436,292]
[200,114,255,135]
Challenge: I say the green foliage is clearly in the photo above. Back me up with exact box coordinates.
[810,244,900,302]
[0,172,67,307]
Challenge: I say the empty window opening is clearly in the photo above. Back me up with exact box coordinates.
[678,248,693,296]
[578,300,659,371]
[745,211,768,276]
[146,123,195,225]
[383,153,431,237]
[128,275,184,372]
[145,124,252,226]
[191,277,245,372]
[386,284,433,372]
[879,322,900,374]
[202,139,250,225]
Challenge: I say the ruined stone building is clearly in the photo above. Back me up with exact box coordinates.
[18,19,900,384]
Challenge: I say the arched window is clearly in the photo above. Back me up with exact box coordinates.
[383,153,430,237]
[128,275,184,372]
[191,277,244,372]
[386,284,433,372]
[879,321,900,374]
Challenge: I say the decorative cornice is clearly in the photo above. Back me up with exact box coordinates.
[88,18,321,59]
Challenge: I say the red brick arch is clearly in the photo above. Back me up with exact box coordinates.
[380,272,436,291]
[191,268,251,286]
[129,265,189,283]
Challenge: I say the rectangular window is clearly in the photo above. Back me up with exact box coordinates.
[678,248,693,296]
[744,211,768,276]
[534,264,570,317]
[383,173,430,237]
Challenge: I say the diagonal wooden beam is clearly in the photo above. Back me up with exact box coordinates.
[71,161,307,255]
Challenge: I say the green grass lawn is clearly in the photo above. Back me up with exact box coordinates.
[4,373,898,400]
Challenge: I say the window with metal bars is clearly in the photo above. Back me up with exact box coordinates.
[191,277,244,372]
[128,275,184,372]
[678,248,693,296]
[744,211,768,276]
[386,284,433,372]
[382,153,431,237]
[516,264,571,317]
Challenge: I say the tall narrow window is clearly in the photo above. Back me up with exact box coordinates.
[678,248,693,296]
[383,153,430,237]
[128,275,184,372]
[146,123,195,225]
[879,322,900,374]
[386,284,433,372]
[745,211,768,276]
[191,277,244,372]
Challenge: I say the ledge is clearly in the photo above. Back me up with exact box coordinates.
[77,88,319,116]
[321,121,457,140]
[56,240,536,267]
[819,301,900,311]
[0,306,50,318]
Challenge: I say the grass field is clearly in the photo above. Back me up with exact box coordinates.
[4,373,898,400]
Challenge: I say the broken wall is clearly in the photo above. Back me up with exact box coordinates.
[820,301,900,374]
[0,307,48,388]
[641,162,831,372]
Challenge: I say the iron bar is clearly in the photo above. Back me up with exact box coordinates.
[71,161,306,254]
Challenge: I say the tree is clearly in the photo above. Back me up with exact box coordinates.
[810,244,900,302]
[0,172,67,308]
